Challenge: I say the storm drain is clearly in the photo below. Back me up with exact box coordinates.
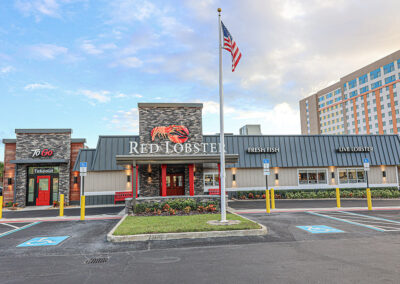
[85,257,109,264]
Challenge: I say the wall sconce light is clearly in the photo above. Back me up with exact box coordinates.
[8,178,12,185]
[275,173,279,180]
[232,174,236,181]
[147,164,152,173]
[193,164,196,172]
[147,177,152,184]
[382,171,386,178]
[127,175,131,183]
[331,172,335,179]
[74,176,78,184]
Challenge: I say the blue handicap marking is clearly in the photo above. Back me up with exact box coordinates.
[263,159,269,164]
[17,236,70,247]
[296,225,344,234]
[363,158,369,163]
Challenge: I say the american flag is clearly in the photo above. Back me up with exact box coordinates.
[221,21,242,72]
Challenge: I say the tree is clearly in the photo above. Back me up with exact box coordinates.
[0,162,3,178]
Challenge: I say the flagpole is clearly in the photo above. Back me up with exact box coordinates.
[218,8,227,222]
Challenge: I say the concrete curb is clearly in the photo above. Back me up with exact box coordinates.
[234,206,400,214]
[107,214,267,243]
[0,215,122,223]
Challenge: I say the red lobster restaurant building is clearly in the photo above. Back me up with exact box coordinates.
[3,103,400,207]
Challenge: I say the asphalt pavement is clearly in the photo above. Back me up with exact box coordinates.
[1,207,400,283]
[229,198,400,210]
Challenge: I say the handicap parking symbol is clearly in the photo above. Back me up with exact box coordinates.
[17,236,70,247]
[296,225,344,234]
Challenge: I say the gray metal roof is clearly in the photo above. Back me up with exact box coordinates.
[72,149,96,171]
[73,134,400,171]
[15,129,72,134]
[204,134,400,168]
[2,139,16,143]
[71,138,86,143]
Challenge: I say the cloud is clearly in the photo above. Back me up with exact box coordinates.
[107,0,156,23]
[112,57,143,68]
[79,90,111,103]
[201,100,236,115]
[24,82,56,90]
[28,44,68,60]
[80,40,117,55]
[0,66,15,74]
[114,93,143,99]
[109,108,139,132]
[15,0,60,19]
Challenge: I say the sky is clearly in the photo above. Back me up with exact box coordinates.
[2,0,400,161]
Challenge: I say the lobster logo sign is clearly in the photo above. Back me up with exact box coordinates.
[151,125,189,144]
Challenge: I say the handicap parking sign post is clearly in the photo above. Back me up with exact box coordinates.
[363,158,370,188]
[263,159,270,190]
[17,236,70,247]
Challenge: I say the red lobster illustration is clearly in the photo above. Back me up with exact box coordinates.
[151,125,189,144]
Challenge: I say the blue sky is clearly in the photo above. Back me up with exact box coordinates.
[2,0,400,161]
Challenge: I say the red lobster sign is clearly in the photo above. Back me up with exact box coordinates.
[151,125,189,144]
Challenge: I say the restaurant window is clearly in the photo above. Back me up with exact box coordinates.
[338,169,365,184]
[298,169,327,185]
[204,172,219,187]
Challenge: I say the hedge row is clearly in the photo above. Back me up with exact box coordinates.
[134,199,219,213]
[235,187,400,199]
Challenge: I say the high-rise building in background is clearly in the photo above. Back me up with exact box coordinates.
[300,50,400,135]
[239,124,262,135]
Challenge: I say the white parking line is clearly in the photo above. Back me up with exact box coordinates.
[1,223,19,229]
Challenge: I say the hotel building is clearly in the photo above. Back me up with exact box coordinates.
[300,50,400,135]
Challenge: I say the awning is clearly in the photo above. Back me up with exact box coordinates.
[10,159,69,164]
[115,154,239,166]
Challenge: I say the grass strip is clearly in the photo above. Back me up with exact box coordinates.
[113,213,260,236]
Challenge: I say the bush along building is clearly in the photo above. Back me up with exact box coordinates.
[4,103,400,207]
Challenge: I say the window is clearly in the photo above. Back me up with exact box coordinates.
[385,75,396,84]
[348,79,357,89]
[371,81,382,90]
[326,92,333,98]
[359,74,368,84]
[398,59,400,69]
[338,169,365,184]
[370,68,381,80]
[360,86,369,94]
[204,172,219,187]
[298,169,327,185]
[335,89,341,95]
[383,62,394,74]
[350,90,358,98]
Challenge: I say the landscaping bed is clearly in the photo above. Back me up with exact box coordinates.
[232,187,400,200]
[113,213,261,236]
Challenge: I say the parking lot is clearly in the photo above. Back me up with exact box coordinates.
[1,204,400,283]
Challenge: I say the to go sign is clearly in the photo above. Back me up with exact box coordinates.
[32,148,54,158]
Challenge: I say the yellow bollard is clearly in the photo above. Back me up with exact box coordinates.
[0,196,3,219]
[336,188,341,208]
[80,195,85,221]
[366,188,372,210]
[271,188,275,209]
[265,189,270,213]
[59,194,64,217]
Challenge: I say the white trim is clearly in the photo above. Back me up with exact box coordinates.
[84,191,120,196]
[225,183,399,191]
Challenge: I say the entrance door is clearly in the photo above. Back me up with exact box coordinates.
[36,176,51,206]
[166,174,185,196]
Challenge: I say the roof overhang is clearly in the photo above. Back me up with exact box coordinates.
[115,154,239,165]
[10,159,69,164]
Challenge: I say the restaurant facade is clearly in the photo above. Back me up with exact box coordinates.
[3,103,400,206]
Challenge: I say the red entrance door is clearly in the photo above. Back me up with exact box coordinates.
[36,176,51,206]
[166,174,185,196]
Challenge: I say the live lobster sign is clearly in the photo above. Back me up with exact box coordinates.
[151,125,189,144]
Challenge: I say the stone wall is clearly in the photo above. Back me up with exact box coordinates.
[138,164,160,197]
[14,132,71,206]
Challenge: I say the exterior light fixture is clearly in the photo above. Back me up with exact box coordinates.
[147,177,152,184]
[232,174,236,181]
[331,172,335,179]
[127,175,131,182]
[73,176,78,184]
[8,178,12,185]
[382,171,386,178]
[275,173,279,180]
[147,164,152,173]
[193,164,196,172]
